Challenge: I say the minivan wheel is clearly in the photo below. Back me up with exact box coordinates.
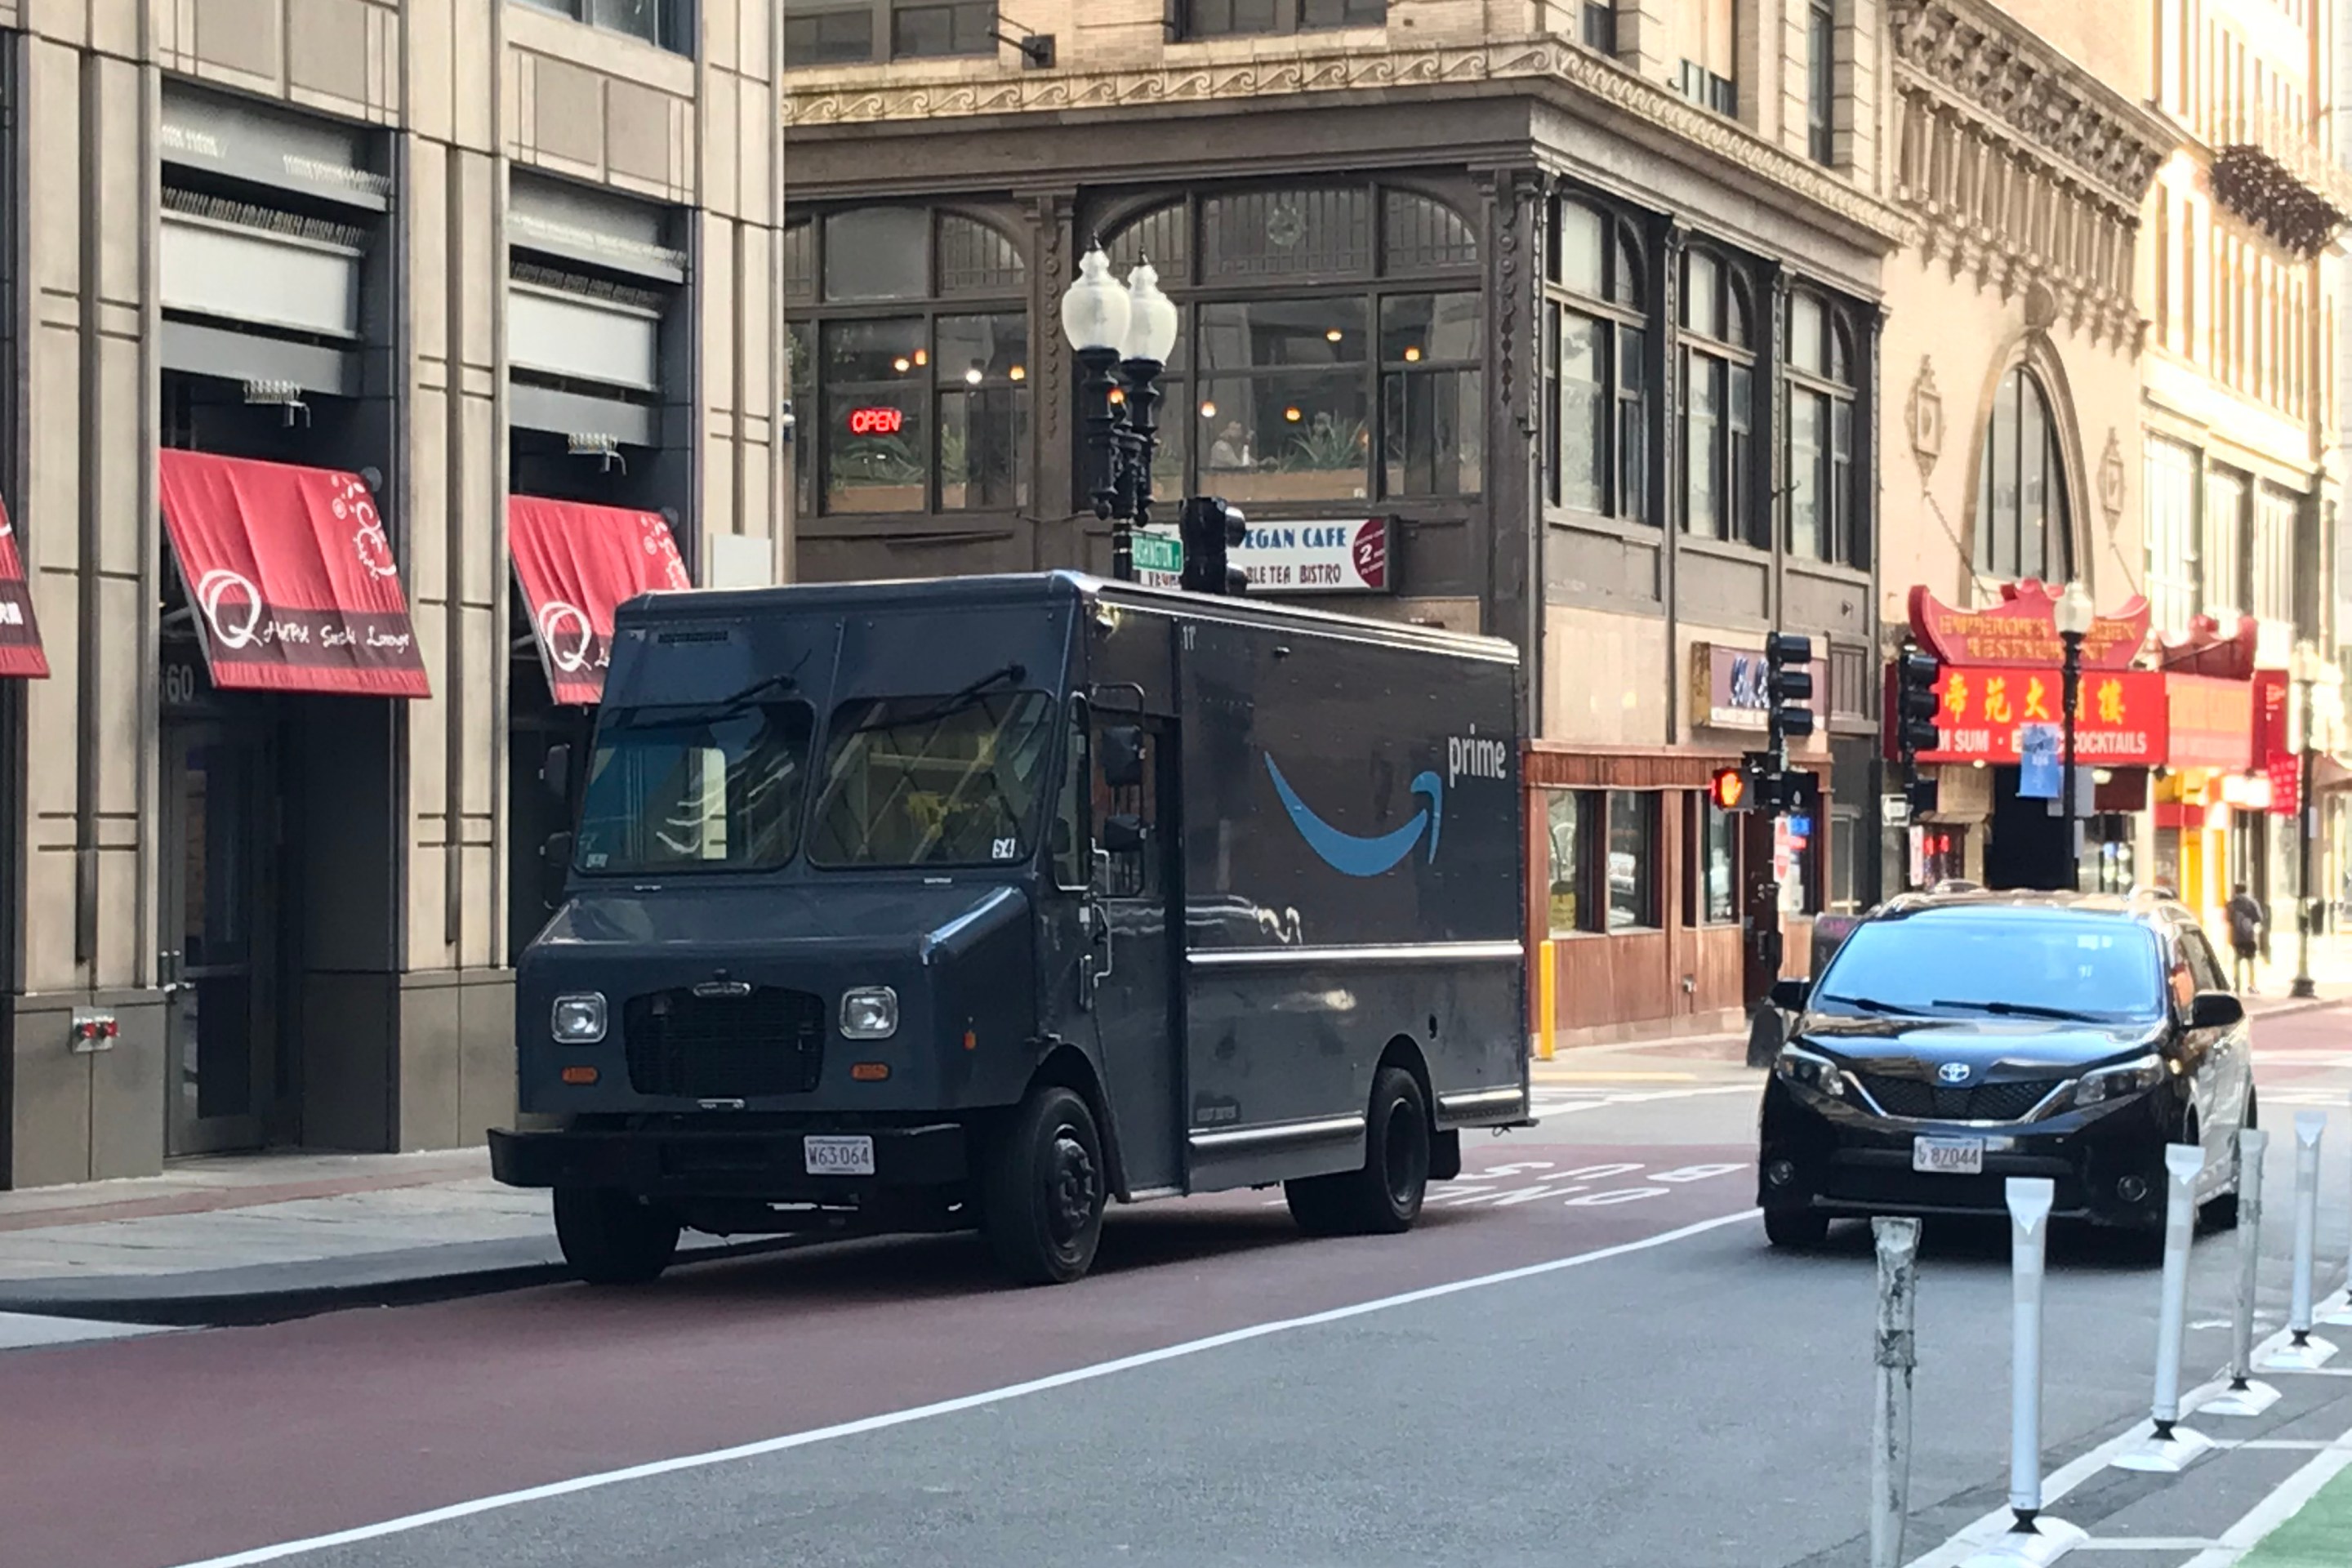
[1763,1207,1830,1250]
[982,1085,1107,1286]
[553,1187,681,1285]
[1285,1067,1430,1237]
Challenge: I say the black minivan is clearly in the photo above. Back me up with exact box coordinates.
[1757,889,2254,1248]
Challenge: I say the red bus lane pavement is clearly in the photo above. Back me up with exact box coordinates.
[0,1138,1756,1568]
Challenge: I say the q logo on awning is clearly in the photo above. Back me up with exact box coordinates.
[196,568,263,649]
[537,601,593,672]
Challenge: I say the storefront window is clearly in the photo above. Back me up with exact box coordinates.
[1686,794,1737,924]
[787,207,1031,521]
[1784,290,1860,566]
[1976,365,2071,582]
[1607,790,1659,929]
[1545,196,1647,520]
[1681,250,1754,545]
[1546,790,1597,934]
[1103,184,1481,510]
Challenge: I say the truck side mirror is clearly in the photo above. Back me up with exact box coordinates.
[540,831,574,908]
[541,743,572,804]
[1100,725,1145,789]
[1100,814,1146,855]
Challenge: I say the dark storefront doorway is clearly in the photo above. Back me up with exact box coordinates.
[1984,765,2072,891]
[160,718,275,1155]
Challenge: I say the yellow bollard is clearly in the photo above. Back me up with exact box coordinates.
[1536,938,1557,1062]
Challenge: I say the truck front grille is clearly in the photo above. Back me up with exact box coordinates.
[621,987,826,1099]
[1855,1074,2063,1122]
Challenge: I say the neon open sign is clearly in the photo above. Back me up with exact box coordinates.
[847,406,905,437]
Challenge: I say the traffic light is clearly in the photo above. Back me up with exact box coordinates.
[1766,632,1815,746]
[1180,496,1250,596]
[1893,645,1942,759]
[1904,773,1940,817]
[1708,764,1750,813]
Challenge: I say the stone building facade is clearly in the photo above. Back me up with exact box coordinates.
[0,0,788,1187]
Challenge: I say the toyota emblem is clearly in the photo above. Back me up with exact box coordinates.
[1936,1062,1973,1085]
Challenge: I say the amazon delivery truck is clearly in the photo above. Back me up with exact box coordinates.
[489,570,1529,1286]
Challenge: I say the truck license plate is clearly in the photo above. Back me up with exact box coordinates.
[804,1134,875,1177]
[1912,1135,1984,1175]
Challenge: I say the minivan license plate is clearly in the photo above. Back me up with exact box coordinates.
[1912,1135,1984,1175]
[804,1134,875,1177]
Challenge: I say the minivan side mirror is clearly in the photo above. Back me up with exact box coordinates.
[1768,977,1811,1013]
[1100,813,1146,855]
[541,743,572,804]
[540,831,574,908]
[2189,991,2245,1031]
[1100,725,1145,790]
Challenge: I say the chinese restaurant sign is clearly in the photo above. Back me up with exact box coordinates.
[2165,674,2255,771]
[0,497,47,679]
[1908,581,2151,670]
[1911,666,2167,766]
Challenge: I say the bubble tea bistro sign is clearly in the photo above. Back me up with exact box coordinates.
[1234,518,1392,594]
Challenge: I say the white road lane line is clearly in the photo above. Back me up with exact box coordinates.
[167,1209,1761,1568]
[2176,1434,2352,1568]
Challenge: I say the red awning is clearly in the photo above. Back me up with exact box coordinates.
[507,497,692,705]
[0,497,47,679]
[158,451,429,697]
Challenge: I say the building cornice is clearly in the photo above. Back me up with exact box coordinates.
[782,39,1910,246]
[1886,0,2175,212]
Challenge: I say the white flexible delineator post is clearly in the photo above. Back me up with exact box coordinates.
[2261,1112,2339,1373]
[2322,1089,2352,1329]
[1960,1178,2085,1567]
[2201,1126,2280,1419]
[2114,1146,2214,1472]
[1869,1216,1921,1568]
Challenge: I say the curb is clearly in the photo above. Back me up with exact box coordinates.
[0,1232,810,1330]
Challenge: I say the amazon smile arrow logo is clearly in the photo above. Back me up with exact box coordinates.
[1264,755,1442,878]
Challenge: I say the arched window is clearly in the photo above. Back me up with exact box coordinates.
[1784,292,1860,565]
[785,206,1031,520]
[1098,182,1484,506]
[1680,248,1754,543]
[1975,366,2072,581]
[1545,195,1648,520]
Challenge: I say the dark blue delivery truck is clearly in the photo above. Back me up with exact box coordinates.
[489,571,1528,1285]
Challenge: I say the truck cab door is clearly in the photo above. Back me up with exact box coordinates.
[1077,708,1184,1196]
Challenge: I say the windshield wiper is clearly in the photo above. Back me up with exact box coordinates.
[852,663,1027,733]
[1816,994,1917,1015]
[1928,998,2100,1022]
[606,668,804,728]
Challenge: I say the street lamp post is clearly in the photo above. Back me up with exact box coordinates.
[2054,582,2095,893]
[1058,240,1179,581]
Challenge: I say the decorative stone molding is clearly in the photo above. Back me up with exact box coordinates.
[1907,357,1944,483]
[2098,429,2124,528]
[784,39,1909,246]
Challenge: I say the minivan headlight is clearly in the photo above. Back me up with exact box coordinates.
[1775,1044,1847,1099]
[840,986,899,1040]
[2071,1053,2167,1108]
[551,993,607,1044]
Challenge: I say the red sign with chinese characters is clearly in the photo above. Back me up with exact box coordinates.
[2165,674,2256,771]
[1908,581,2152,670]
[0,496,47,679]
[2267,751,2302,818]
[1909,666,2167,766]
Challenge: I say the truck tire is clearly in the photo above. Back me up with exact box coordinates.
[553,1187,680,1285]
[982,1085,1106,1286]
[1285,1067,1430,1237]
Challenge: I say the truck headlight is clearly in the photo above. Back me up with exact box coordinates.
[550,993,607,1044]
[1775,1044,1847,1099]
[2071,1053,2167,1108]
[840,987,899,1040]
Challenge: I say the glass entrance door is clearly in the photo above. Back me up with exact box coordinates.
[162,723,273,1156]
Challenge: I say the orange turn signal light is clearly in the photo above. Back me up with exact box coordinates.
[559,1066,599,1085]
[850,1062,891,1082]
[962,1029,978,1051]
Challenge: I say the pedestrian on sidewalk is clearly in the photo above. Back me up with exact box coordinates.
[2225,883,2265,994]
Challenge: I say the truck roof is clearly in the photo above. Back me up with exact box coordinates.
[619,570,1521,666]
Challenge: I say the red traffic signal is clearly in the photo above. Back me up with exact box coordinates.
[1708,765,1749,812]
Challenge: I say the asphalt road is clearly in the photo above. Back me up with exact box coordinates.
[2,1010,2348,1568]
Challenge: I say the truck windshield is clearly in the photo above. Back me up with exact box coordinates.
[808,689,1056,868]
[572,700,815,875]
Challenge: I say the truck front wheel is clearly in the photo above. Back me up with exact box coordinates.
[982,1085,1107,1286]
[553,1187,680,1285]
[1285,1066,1430,1236]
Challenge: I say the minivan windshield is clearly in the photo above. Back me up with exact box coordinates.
[808,689,1056,868]
[1812,912,2166,1024]
[573,700,815,875]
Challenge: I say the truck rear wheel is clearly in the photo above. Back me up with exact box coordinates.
[553,1187,680,1285]
[1285,1067,1430,1237]
[982,1085,1106,1286]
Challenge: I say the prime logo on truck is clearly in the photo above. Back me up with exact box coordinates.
[490,571,1529,1286]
